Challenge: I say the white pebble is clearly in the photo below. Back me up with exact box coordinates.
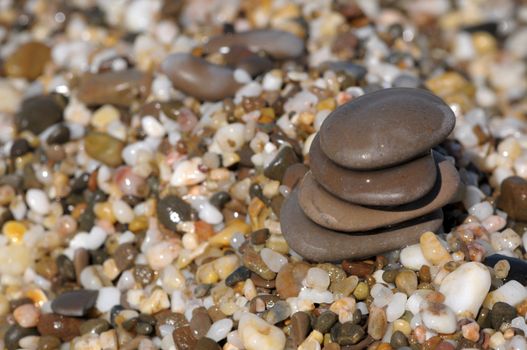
[386,292,407,322]
[96,287,121,312]
[199,202,223,225]
[206,318,233,342]
[491,228,522,252]
[171,290,187,313]
[486,280,527,308]
[80,266,104,289]
[112,200,134,224]
[406,290,431,315]
[468,201,493,221]
[371,284,393,308]
[260,248,288,273]
[234,69,252,84]
[420,302,457,334]
[214,123,246,152]
[262,70,283,91]
[25,189,50,215]
[125,0,161,32]
[298,288,334,304]
[400,244,431,270]
[238,313,286,350]
[303,267,330,291]
[170,158,206,187]
[439,262,491,317]
[70,226,107,251]
[142,116,166,138]
[462,185,485,210]
[482,215,506,234]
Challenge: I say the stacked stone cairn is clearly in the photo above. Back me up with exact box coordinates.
[280,88,461,262]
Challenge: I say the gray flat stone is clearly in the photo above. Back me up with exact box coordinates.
[298,156,459,232]
[310,134,437,206]
[319,88,455,169]
[280,189,443,262]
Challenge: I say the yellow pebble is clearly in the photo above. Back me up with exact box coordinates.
[259,107,275,123]
[196,262,219,284]
[2,221,26,243]
[93,202,116,223]
[209,219,251,247]
[91,104,120,130]
[353,282,369,300]
[129,215,148,233]
[392,319,411,336]
[305,330,323,344]
[419,231,452,266]
[317,98,336,111]
[0,294,9,316]
[472,32,497,55]
[376,343,393,350]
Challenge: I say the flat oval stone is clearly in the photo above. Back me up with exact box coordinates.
[310,134,437,206]
[319,88,455,169]
[51,290,99,317]
[203,29,305,59]
[280,189,443,262]
[77,69,152,106]
[221,45,273,77]
[161,53,241,101]
[299,157,459,232]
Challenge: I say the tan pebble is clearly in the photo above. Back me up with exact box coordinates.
[461,321,480,342]
[139,289,170,314]
[13,303,40,328]
[91,105,120,130]
[395,270,418,295]
[103,258,120,280]
[367,306,387,340]
[209,219,251,247]
[419,232,451,266]
[197,262,219,284]
[213,255,240,280]
[330,297,356,323]
[392,319,411,336]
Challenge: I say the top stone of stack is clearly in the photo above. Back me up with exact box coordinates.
[319,88,456,170]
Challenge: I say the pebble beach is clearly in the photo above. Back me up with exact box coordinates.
[0,0,527,350]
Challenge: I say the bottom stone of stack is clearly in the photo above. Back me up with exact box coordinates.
[280,189,443,262]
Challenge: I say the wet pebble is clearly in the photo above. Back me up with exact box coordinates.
[51,290,98,317]
[37,314,82,341]
[275,262,310,299]
[157,195,192,231]
[5,41,51,80]
[4,325,38,350]
[172,325,197,350]
[490,301,517,329]
[243,246,276,280]
[290,311,311,346]
[225,266,251,287]
[264,146,299,182]
[195,337,221,350]
[113,242,139,271]
[315,311,338,333]
[262,300,290,324]
[84,132,125,167]
[15,95,64,135]
[161,53,241,101]
[79,319,110,335]
[77,69,152,106]
[190,307,212,339]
